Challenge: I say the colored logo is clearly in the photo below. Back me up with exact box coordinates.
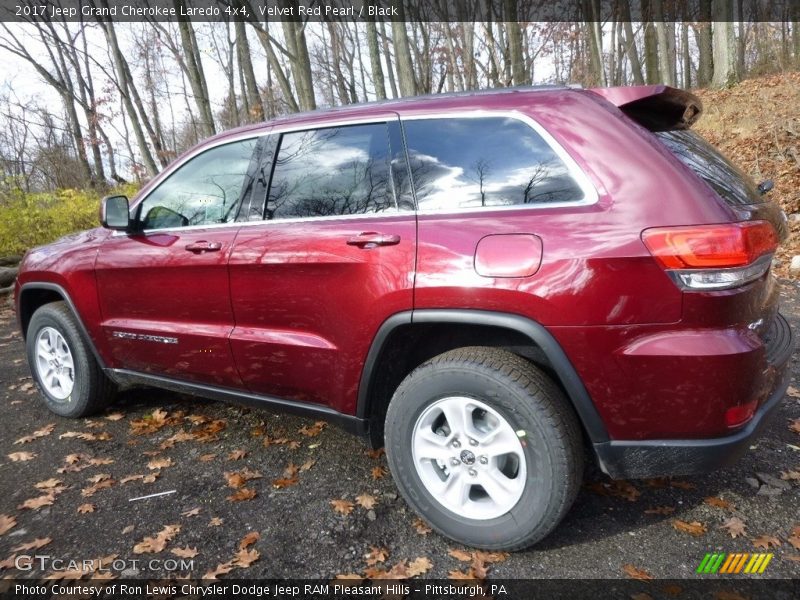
[696,553,773,574]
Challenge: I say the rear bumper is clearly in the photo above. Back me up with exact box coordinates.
[594,321,792,479]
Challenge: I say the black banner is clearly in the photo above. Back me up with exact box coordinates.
[1,579,799,600]
[0,0,798,23]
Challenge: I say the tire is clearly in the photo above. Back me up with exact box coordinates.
[384,347,583,550]
[26,301,115,418]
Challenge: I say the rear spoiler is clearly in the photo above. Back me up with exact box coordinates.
[589,85,702,131]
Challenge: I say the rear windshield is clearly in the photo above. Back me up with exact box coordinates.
[655,130,763,206]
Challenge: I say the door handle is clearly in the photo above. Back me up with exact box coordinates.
[346,232,401,248]
[185,241,222,253]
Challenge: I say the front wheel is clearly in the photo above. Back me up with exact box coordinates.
[384,347,583,550]
[26,302,115,418]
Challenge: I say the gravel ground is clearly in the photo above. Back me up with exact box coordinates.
[0,285,799,582]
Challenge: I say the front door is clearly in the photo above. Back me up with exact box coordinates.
[228,116,416,414]
[95,136,264,387]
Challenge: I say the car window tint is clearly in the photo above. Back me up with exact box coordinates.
[138,138,258,230]
[655,130,762,206]
[402,117,584,211]
[267,123,397,219]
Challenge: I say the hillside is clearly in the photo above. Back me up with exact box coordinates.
[694,72,800,278]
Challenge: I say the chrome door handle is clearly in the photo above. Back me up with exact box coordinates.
[346,232,401,248]
[185,241,222,253]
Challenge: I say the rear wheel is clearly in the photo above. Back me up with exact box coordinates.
[384,347,583,550]
[26,302,115,418]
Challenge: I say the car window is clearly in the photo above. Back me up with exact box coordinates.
[402,117,584,211]
[138,138,259,230]
[654,130,763,206]
[266,123,397,219]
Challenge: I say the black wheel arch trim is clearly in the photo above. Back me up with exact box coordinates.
[18,282,106,369]
[356,308,610,443]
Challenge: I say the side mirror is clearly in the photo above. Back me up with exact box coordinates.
[100,195,130,231]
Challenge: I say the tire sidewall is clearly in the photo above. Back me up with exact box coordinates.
[386,362,564,548]
[26,306,93,418]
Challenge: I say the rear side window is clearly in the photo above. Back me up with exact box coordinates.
[267,123,397,219]
[402,117,584,211]
[655,130,762,206]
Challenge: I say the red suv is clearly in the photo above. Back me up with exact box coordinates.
[15,85,793,550]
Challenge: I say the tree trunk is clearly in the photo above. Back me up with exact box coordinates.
[584,0,606,86]
[653,0,673,85]
[504,0,528,85]
[620,2,645,84]
[235,20,264,121]
[696,1,714,86]
[281,19,316,111]
[365,19,387,100]
[682,22,692,88]
[712,0,738,88]
[173,2,215,136]
[391,21,416,96]
[101,20,158,177]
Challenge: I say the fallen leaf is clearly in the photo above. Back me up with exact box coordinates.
[199,454,217,462]
[233,547,260,568]
[407,556,433,577]
[171,546,199,559]
[227,488,257,502]
[788,534,800,550]
[239,532,260,550]
[18,494,55,510]
[413,518,432,535]
[356,493,378,510]
[271,475,299,489]
[104,412,125,421]
[0,514,16,536]
[181,508,201,517]
[365,546,389,566]
[704,496,735,510]
[87,473,111,483]
[790,419,800,434]
[147,457,173,470]
[209,517,224,527]
[449,549,474,562]
[122,525,134,534]
[366,448,385,460]
[35,478,62,490]
[331,499,355,515]
[644,506,675,515]
[752,534,781,549]
[474,551,510,564]
[77,503,95,514]
[227,449,247,461]
[299,459,316,472]
[12,537,52,552]
[448,569,479,580]
[8,451,36,462]
[623,564,654,580]
[630,594,654,600]
[787,386,800,398]
[672,519,707,537]
[133,524,180,554]
[781,469,800,481]
[298,421,326,437]
[371,466,388,480]
[203,561,234,580]
[720,517,747,538]
[334,574,364,581]
[14,424,55,444]
[713,592,749,600]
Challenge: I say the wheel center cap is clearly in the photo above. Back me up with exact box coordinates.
[459,449,476,465]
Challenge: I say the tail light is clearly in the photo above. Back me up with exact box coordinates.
[642,221,778,290]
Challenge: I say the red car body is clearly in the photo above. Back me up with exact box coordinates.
[15,84,793,479]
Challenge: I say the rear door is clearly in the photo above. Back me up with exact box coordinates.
[228,115,416,415]
[95,136,265,387]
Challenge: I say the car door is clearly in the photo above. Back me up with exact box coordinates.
[228,115,416,415]
[95,135,266,387]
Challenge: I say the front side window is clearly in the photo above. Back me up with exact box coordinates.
[402,117,584,211]
[267,123,396,219]
[137,138,259,230]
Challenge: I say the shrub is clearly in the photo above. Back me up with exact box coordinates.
[0,184,139,256]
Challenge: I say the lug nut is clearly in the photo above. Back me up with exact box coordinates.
[469,438,478,446]
[451,439,461,448]
[468,468,477,477]
[479,456,488,464]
